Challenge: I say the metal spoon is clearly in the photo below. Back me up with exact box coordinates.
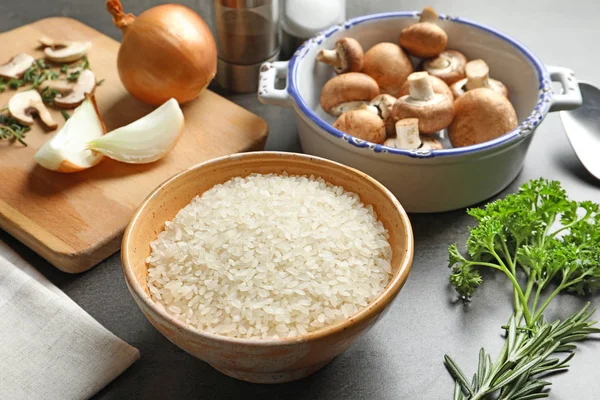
[560,82,600,179]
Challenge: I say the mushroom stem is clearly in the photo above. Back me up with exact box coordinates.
[395,118,421,149]
[408,72,435,101]
[316,49,341,67]
[465,59,491,91]
[419,7,439,23]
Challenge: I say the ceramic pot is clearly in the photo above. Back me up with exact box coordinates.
[258,12,582,212]
[121,152,414,383]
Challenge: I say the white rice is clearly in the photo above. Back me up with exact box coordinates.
[146,173,392,340]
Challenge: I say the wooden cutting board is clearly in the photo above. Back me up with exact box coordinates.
[0,18,268,273]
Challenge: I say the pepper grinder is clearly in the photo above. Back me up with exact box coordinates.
[213,0,280,93]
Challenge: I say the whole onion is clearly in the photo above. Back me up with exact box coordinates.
[106,0,217,105]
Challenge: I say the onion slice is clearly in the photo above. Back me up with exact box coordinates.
[34,97,105,172]
[87,98,184,163]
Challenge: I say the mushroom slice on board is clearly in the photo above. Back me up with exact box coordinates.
[39,69,96,109]
[421,50,467,85]
[362,43,413,97]
[399,7,448,58]
[320,72,380,116]
[316,38,364,74]
[451,59,508,98]
[448,88,517,148]
[38,36,92,63]
[8,90,57,129]
[333,108,386,144]
[398,74,453,101]
[0,53,35,79]
[391,72,454,134]
[369,94,397,137]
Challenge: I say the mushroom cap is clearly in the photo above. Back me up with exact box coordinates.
[320,72,380,115]
[448,88,518,148]
[332,109,386,144]
[421,50,467,85]
[369,94,397,137]
[398,74,452,101]
[391,92,454,134]
[0,53,35,80]
[335,37,364,73]
[451,59,509,99]
[362,43,413,97]
[399,22,448,58]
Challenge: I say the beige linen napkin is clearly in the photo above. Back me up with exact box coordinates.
[0,242,140,400]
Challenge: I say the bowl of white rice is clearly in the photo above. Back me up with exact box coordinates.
[122,152,413,383]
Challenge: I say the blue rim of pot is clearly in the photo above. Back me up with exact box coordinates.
[287,11,553,159]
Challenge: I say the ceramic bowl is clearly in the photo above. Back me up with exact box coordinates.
[258,11,582,213]
[121,152,414,384]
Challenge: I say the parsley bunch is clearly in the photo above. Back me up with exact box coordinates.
[446,179,600,399]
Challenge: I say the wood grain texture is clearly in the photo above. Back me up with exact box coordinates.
[0,17,268,273]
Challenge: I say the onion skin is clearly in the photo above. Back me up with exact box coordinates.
[107,1,217,105]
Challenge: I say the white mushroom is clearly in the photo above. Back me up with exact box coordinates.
[8,90,57,129]
[38,69,96,109]
[38,36,92,63]
[0,53,35,79]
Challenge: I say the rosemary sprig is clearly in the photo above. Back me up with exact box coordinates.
[0,112,30,146]
[0,78,6,93]
[40,87,59,105]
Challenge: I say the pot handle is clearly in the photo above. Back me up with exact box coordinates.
[258,61,293,108]
[548,66,582,112]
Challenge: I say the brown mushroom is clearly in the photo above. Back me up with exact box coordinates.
[420,136,444,150]
[391,72,454,134]
[320,72,380,116]
[38,36,92,63]
[316,38,364,74]
[333,108,386,144]
[8,90,57,129]
[421,50,467,85]
[451,59,508,99]
[0,53,35,79]
[368,94,397,137]
[399,7,448,58]
[362,43,413,97]
[448,88,517,148]
[398,74,452,101]
[38,69,96,109]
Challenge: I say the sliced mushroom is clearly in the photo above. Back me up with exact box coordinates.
[8,90,57,129]
[368,94,397,137]
[0,53,35,79]
[320,72,380,116]
[420,136,444,150]
[448,88,517,148]
[333,108,386,144]
[362,43,413,97]
[451,59,508,99]
[398,74,452,101]
[39,69,96,109]
[391,72,454,134]
[399,7,448,58]
[316,38,364,74]
[421,50,467,85]
[38,36,92,63]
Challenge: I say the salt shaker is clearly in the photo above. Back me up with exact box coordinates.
[280,0,346,60]
[213,0,280,93]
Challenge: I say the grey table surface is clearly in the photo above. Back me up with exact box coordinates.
[1,0,599,399]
